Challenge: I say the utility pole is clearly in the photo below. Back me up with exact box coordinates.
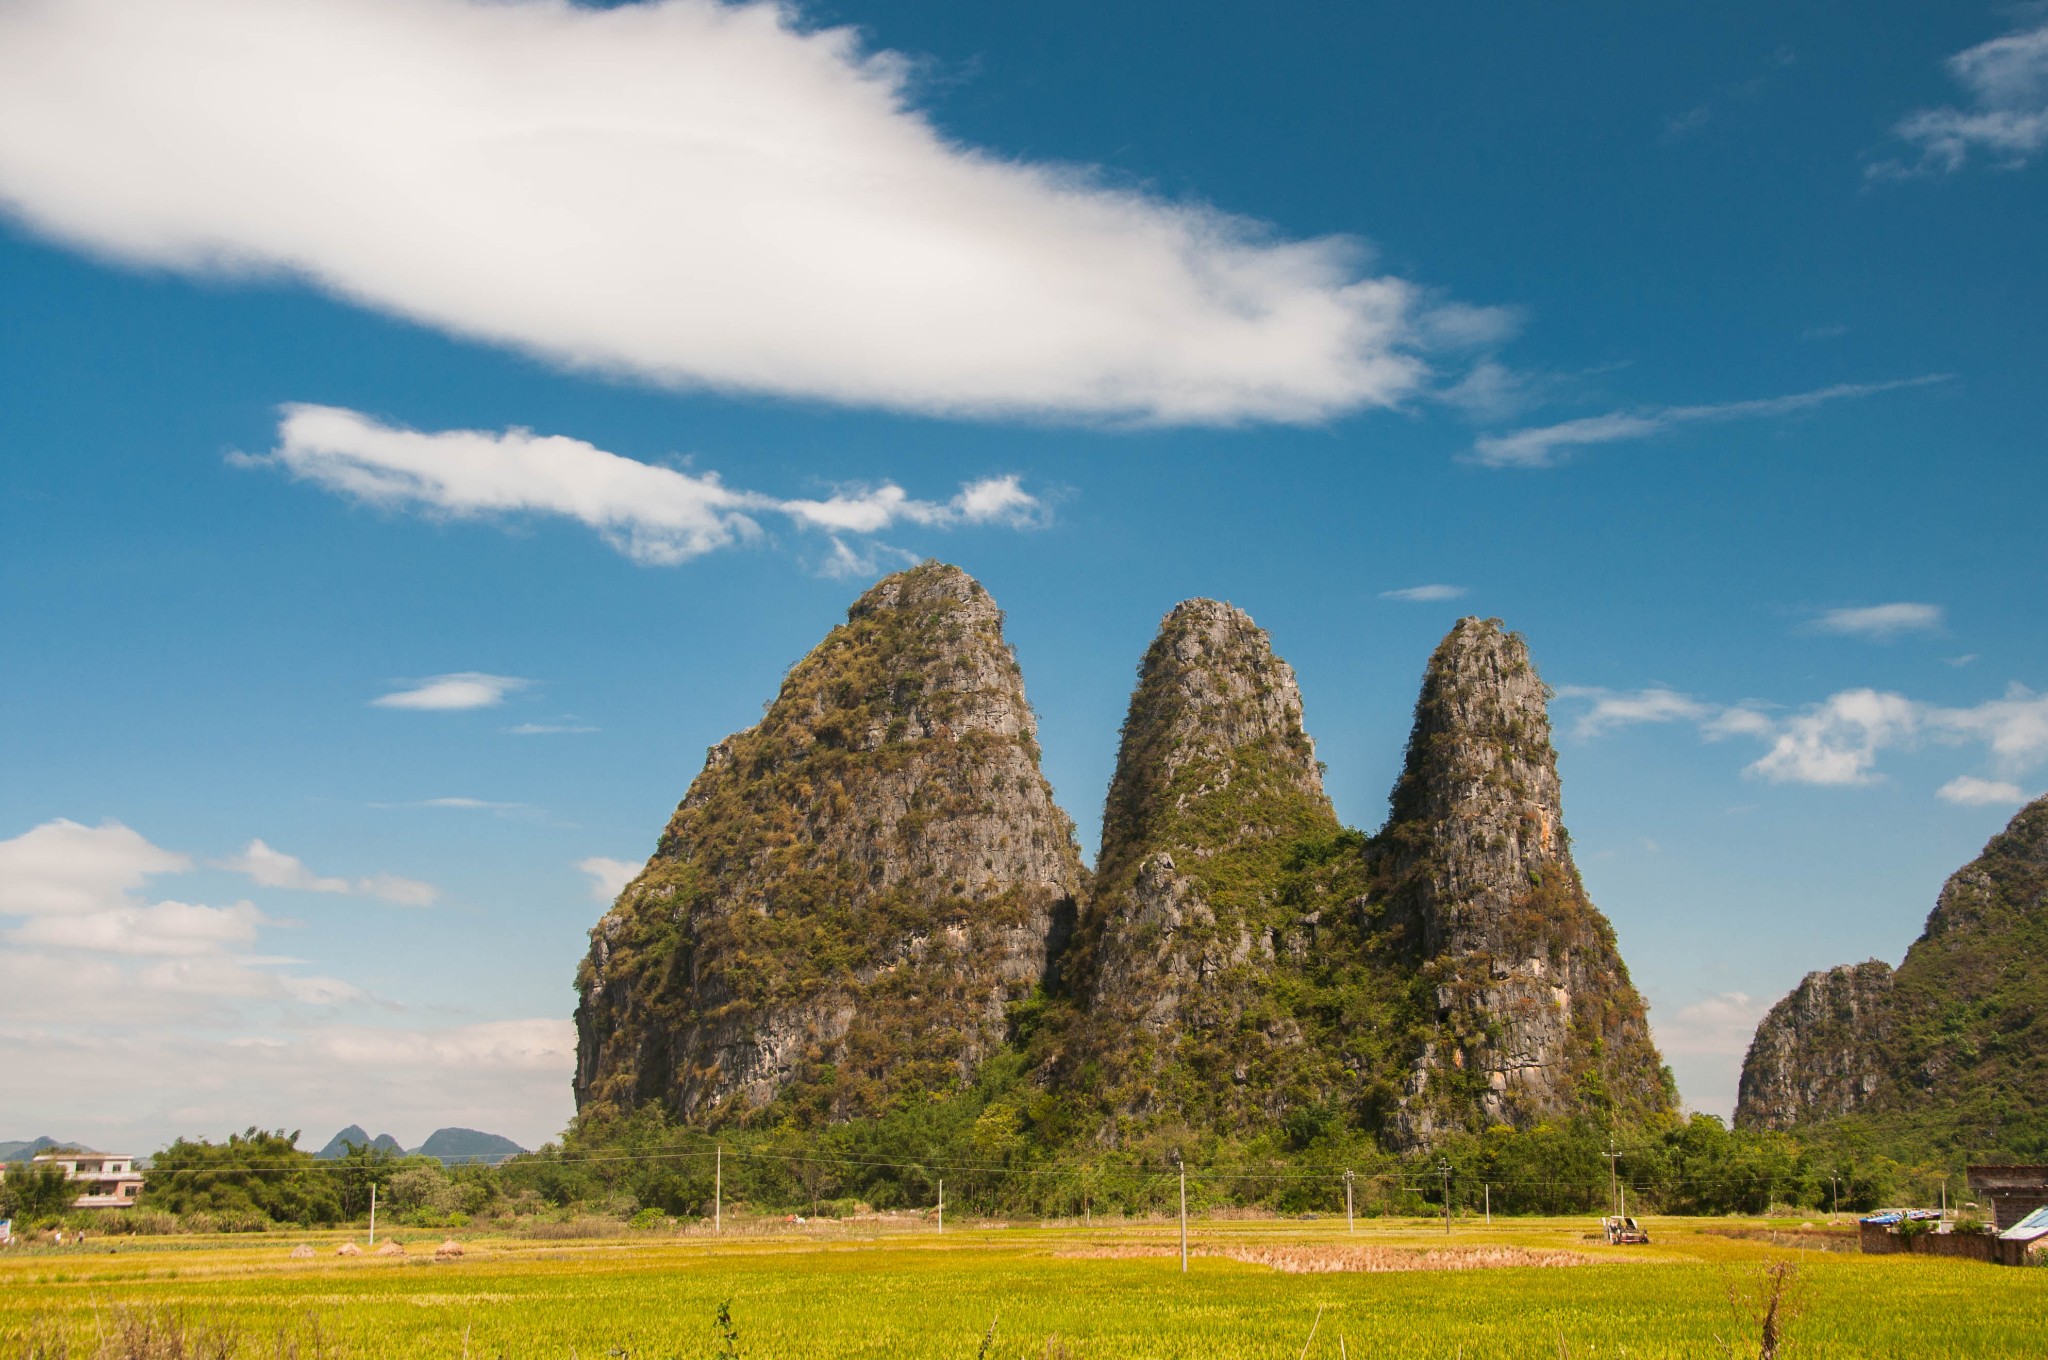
[1484,1183,1491,1225]
[1344,1170,1355,1234]
[1437,1159,1451,1236]
[1829,1173,1841,1220]
[1603,1138,1623,1219]
[1176,1154,1188,1273]
[938,1178,944,1234]
[715,1144,722,1235]
[368,1181,377,1246]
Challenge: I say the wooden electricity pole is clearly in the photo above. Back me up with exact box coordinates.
[1603,1138,1623,1219]
[1344,1170,1355,1234]
[368,1181,377,1246]
[1437,1159,1451,1236]
[938,1178,944,1234]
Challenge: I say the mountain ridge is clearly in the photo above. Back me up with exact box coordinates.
[573,566,1672,1148]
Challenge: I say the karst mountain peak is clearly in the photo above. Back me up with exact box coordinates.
[1380,616,1673,1140]
[575,559,1085,1128]
[1736,792,2048,1148]
[574,573,1673,1150]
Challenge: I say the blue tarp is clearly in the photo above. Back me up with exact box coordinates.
[1999,1204,2048,1242]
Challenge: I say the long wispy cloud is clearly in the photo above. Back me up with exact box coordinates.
[243,404,1043,568]
[1875,22,2048,177]
[1560,681,2048,793]
[217,839,438,907]
[0,0,1470,424]
[372,672,530,711]
[1809,602,1944,640]
[1469,376,1950,469]
[1379,584,1467,603]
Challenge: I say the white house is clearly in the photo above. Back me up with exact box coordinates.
[31,1151,144,1209]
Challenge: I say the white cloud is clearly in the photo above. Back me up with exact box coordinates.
[0,820,339,976]
[218,839,349,893]
[507,722,599,735]
[1928,683,2048,768]
[0,0,1442,424]
[0,821,565,1151]
[1563,680,2048,793]
[818,538,921,580]
[0,818,191,917]
[1653,990,1774,1121]
[1748,689,1920,786]
[218,839,439,906]
[410,797,533,813]
[1878,23,2048,176]
[372,671,530,711]
[578,856,641,904]
[0,1001,572,1153]
[1555,686,1718,739]
[1469,376,1949,469]
[1938,775,2030,807]
[11,898,265,957]
[303,1018,574,1074]
[1435,359,1544,423]
[1811,602,1943,640]
[250,404,1046,567]
[1378,583,1467,603]
[1655,992,1767,1058]
[354,874,440,908]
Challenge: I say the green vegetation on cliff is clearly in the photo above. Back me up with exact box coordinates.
[1737,794,2048,1161]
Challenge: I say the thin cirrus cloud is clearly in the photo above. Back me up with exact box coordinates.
[217,839,438,907]
[1469,376,1950,469]
[1810,602,1944,640]
[371,671,530,711]
[0,0,1463,425]
[1875,21,2048,177]
[1379,584,1467,603]
[1560,682,2048,793]
[244,403,1046,568]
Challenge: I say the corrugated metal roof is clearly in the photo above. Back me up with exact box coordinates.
[1999,1204,2048,1242]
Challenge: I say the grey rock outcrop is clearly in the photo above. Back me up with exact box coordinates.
[1380,618,1673,1140]
[1734,794,2048,1147]
[573,562,1085,1125]
[1054,601,1347,1123]
[1734,961,1895,1130]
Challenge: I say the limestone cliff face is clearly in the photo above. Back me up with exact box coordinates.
[1734,962,1894,1130]
[574,563,1085,1126]
[1735,795,2048,1147]
[1380,618,1673,1140]
[1053,600,1429,1133]
[1085,599,1338,1027]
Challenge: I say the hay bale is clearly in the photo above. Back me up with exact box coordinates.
[335,1242,362,1256]
[434,1239,465,1258]
[289,1245,315,1259]
[376,1240,405,1256]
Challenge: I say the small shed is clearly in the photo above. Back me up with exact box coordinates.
[1965,1165,2048,1232]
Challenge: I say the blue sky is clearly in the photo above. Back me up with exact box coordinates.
[2,0,2044,1152]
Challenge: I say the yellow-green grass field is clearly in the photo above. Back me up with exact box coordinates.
[3,1215,2041,1359]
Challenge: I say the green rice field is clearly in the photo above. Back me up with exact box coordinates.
[3,1215,2041,1359]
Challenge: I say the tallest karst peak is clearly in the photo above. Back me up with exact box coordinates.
[573,560,1085,1127]
[1380,617,1673,1140]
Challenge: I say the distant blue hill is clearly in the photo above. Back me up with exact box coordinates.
[308,1125,525,1164]
[312,1126,404,1159]
[413,1128,526,1165]
[0,1136,71,1163]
